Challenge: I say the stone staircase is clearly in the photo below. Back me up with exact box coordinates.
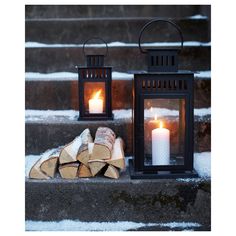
[25,5,211,231]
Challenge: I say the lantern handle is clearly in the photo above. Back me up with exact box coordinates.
[138,19,184,54]
[83,37,108,57]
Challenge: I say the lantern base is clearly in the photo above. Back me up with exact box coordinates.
[129,159,198,179]
[78,114,114,121]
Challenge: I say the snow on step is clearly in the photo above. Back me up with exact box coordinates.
[25,220,201,231]
[25,71,210,81]
[25,108,211,122]
[25,41,211,48]
[26,150,211,179]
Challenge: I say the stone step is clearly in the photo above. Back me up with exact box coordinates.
[25,170,211,230]
[25,75,211,110]
[26,5,210,19]
[25,112,211,155]
[25,17,210,44]
[25,46,211,73]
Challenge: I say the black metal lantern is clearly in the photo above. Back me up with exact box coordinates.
[130,19,198,179]
[77,37,113,120]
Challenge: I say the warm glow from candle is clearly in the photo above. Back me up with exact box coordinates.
[89,89,103,114]
[159,121,163,129]
[92,89,102,100]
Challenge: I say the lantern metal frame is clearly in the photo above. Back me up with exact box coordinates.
[129,19,198,179]
[77,37,113,120]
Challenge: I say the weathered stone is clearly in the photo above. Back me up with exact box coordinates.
[25,46,211,73]
[25,171,211,229]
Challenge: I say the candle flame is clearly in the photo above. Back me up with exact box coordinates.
[92,89,102,100]
[150,107,153,112]
[159,121,163,128]
[154,114,157,121]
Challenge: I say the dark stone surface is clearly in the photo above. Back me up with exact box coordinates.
[25,18,210,44]
[25,78,210,110]
[26,5,210,19]
[25,46,211,73]
[25,116,211,155]
[25,171,211,230]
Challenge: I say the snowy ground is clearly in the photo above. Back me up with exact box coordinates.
[25,108,211,122]
[25,40,210,48]
[25,220,201,231]
[25,70,211,81]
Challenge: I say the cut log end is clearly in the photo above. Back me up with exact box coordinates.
[40,157,58,178]
[104,165,120,179]
[88,160,106,176]
[59,163,80,179]
[78,164,93,178]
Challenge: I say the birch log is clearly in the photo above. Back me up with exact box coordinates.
[59,128,93,164]
[59,162,80,179]
[104,165,120,179]
[78,164,93,178]
[105,137,125,170]
[88,160,106,176]
[90,127,116,160]
[77,143,94,167]
[28,148,59,179]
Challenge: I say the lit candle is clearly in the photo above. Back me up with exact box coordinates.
[152,117,170,165]
[89,90,103,114]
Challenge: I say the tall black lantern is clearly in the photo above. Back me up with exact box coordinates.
[77,37,113,120]
[130,19,198,179]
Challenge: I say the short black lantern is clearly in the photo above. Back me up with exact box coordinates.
[77,37,113,120]
[130,19,198,179]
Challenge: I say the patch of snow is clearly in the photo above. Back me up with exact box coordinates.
[25,71,210,81]
[25,108,211,122]
[188,14,208,19]
[25,110,78,121]
[25,220,201,231]
[194,108,211,117]
[194,71,211,79]
[25,155,42,177]
[194,152,211,178]
[25,71,134,81]
[25,41,210,48]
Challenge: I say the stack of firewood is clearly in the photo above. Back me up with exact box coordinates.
[28,127,125,179]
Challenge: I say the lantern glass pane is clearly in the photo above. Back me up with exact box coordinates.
[83,82,106,114]
[143,98,185,166]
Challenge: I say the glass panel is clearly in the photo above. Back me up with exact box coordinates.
[84,82,106,114]
[144,98,185,166]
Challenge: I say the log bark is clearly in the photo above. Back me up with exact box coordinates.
[78,164,93,178]
[59,128,92,164]
[59,162,80,179]
[90,127,116,160]
[77,143,94,167]
[105,137,125,170]
[88,160,106,176]
[28,148,60,179]
[104,165,120,179]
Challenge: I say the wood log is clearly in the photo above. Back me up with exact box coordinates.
[40,147,62,177]
[59,128,92,164]
[78,164,93,178]
[104,165,120,179]
[105,137,125,170]
[77,143,94,167]
[90,127,116,160]
[28,148,60,179]
[88,160,106,176]
[59,162,80,179]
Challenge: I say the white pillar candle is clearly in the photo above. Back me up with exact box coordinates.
[152,121,170,165]
[88,90,103,114]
